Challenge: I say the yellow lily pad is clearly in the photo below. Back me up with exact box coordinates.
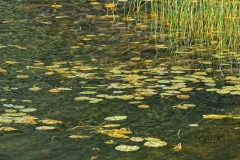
[0,127,17,131]
[16,75,28,79]
[202,114,233,119]
[108,133,129,138]
[69,135,90,139]
[74,96,89,100]
[0,68,6,73]
[39,119,62,124]
[29,87,42,91]
[4,109,17,113]
[49,88,61,93]
[101,124,120,128]
[104,116,127,121]
[19,108,37,112]
[35,126,55,130]
[176,94,190,99]
[105,3,117,8]
[129,137,144,142]
[52,4,62,8]
[138,104,150,109]
[105,140,116,144]
[179,87,193,92]
[4,61,18,64]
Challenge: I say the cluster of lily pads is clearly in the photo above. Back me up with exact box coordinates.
[65,115,168,151]
[0,101,62,131]
[1,58,240,132]
[100,116,167,151]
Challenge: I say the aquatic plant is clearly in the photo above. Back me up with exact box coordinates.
[128,0,240,52]
[122,0,240,73]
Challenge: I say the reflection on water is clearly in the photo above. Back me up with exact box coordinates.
[0,0,240,160]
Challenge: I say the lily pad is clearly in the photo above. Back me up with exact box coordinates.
[0,127,18,131]
[129,137,144,142]
[35,126,55,130]
[69,135,90,139]
[3,104,14,108]
[101,124,120,128]
[104,116,127,121]
[115,145,139,152]
[144,141,167,147]
[188,124,199,127]
[202,114,233,119]
[19,108,37,112]
[39,119,62,124]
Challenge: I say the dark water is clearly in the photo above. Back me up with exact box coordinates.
[0,0,240,160]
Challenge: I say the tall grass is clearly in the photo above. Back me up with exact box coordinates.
[127,0,240,53]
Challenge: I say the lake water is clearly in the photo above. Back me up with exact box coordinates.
[0,0,240,160]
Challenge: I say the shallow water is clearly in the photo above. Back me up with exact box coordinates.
[0,1,240,160]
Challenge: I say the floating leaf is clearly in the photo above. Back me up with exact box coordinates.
[173,103,195,109]
[45,71,55,75]
[58,87,72,91]
[138,104,150,109]
[105,3,117,8]
[49,88,61,93]
[3,104,14,108]
[0,127,17,131]
[19,108,37,112]
[0,68,7,73]
[202,114,233,119]
[39,119,62,124]
[16,75,28,79]
[0,98,7,102]
[52,4,62,8]
[74,96,89,100]
[173,143,182,151]
[216,89,230,94]
[115,145,139,152]
[13,116,37,124]
[108,133,129,138]
[4,61,18,64]
[101,124,120,128]
[21,100,32,103]
[129,137,144,142]
[188,124,199,127]
[79,91,97,94]
[3,112,26,117]
[5,109,17,113]
[0,117,13,123]
[35,126,55,130]
[179,87,193,92]
[144,141,167,147]
[105,140,116,144]
[69,135,90,139]
[230,91,240,95]
[104,116,127,121]
[176,94,190,99]
[89,99,103,103]
[117,95,134,100]
[129,101,142,104]
[29,87,42,91]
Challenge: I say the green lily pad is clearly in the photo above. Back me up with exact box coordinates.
[144,141,167,147]
[115,145,139,152]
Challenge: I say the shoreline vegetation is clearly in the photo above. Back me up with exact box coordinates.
[106,0,240,74]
